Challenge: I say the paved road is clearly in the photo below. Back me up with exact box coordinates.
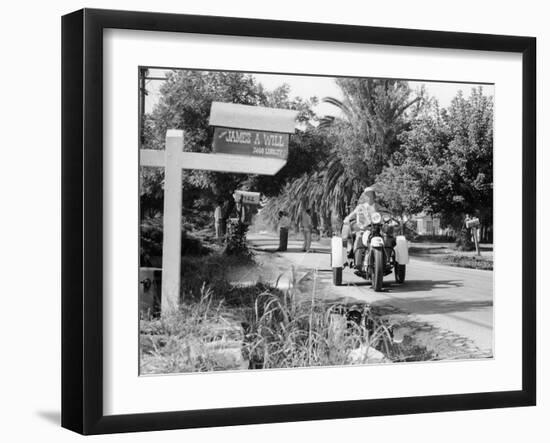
[247,233,493,352]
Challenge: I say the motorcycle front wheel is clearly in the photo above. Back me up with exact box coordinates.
[371,248,384,292]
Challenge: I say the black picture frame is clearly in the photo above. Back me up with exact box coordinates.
[61,8,536,435]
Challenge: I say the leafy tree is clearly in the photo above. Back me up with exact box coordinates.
[377,87,493,238]
[141,70,267,213]
[375,163,424,217]
[446,87,493,227]
[140,70,323,233]
[376,97,450,216]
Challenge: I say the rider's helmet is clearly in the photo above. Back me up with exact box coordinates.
[363,186,376,198]
[357,186,376,205]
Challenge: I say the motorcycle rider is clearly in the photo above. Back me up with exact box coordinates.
[342,186,392,273]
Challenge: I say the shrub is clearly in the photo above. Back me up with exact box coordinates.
[455,228,476,251]
[438,254,493,270]
[224,220,250,256]
[140,215,213,267]
[179,252,254,301]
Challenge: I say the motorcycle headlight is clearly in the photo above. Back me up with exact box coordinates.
[371,212,382,224]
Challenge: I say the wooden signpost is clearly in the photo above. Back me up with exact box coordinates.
[140,103,298,313]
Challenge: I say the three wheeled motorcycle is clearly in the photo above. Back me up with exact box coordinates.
[331,209,409,291]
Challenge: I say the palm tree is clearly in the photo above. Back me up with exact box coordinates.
[261,152,363,232]
[263,78,423,231]
[320,78,423,178]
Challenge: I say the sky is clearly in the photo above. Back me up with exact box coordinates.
[144,68,494,117]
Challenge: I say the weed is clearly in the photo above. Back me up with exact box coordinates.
[436,254,493,270]
[140,266,437,374]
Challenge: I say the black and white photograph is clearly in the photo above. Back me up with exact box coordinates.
[1,0,543,439]
[138,68,494,375]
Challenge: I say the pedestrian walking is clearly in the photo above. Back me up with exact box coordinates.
[301,208,313,252]
[277,211,291,251]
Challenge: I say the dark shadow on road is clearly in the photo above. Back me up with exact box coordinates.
[371,295,493,315]
[251,246,330,254]
[385,279,463,293]
[342,281,371,287]
[322,279,464,292]
[409,246,449,255]
[323,292,493,318]
[250,247,279,253]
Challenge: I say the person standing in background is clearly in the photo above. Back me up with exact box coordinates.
[277,211,291,252]
[235,196,246,224]
[220,199,230,237]
[301,208,313,252]
[214,200,223,241]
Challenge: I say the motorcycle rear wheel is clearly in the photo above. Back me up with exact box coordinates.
[333,267,342,286]
[354,247,364,268]
[395,264,406,283]
[371,248,384,292]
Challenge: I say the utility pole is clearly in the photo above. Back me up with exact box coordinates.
[139,67,148,149]
[138,68,169,150]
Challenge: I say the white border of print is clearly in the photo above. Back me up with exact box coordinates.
[103,29,521,416]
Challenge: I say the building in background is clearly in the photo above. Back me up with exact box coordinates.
[411,212,455,237]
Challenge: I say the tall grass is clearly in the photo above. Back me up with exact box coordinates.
[241,271,394,369]
[436,254,493,270]
[141,285,247,374]
[141,269,400,374]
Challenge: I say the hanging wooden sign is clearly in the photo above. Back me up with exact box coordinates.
[209,101,297,173]
[212,127,289,159]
